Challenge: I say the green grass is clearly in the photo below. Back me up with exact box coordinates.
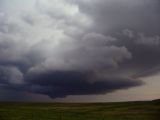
[0,100,159,120]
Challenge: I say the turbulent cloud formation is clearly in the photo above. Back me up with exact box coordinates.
[0,0,160,99]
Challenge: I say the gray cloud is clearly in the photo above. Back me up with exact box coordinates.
[1,71,140,99]
[71,0,160,34]
[112,30,160,78]
[0,66,23,85]
[1,0,160,100]
[136,33,160,46]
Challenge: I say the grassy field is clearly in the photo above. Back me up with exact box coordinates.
[0,100,159,120]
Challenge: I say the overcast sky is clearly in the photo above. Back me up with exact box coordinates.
[0,0,160,102]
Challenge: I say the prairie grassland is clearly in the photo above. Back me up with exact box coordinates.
[0,100,159,120]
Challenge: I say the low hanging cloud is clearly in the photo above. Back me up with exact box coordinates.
[24,71,142,98]
[1,0,160,99]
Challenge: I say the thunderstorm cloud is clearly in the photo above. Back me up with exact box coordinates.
[0,0,160,99]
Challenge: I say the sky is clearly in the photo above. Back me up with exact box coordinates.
[0,0,160,102]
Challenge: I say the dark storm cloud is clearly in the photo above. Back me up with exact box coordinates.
[111,30,160,78]
[0,70,143,99]
[70,0,160,34]
[68,0,160,78]
[0,0,160,99]
[21,71,142,98]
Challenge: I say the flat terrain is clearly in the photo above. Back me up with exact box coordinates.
[0,100,159,120]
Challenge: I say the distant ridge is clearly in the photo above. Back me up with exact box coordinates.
[152,99,160,102]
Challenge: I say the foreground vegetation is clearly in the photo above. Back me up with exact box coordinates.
[0,100,159,120]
